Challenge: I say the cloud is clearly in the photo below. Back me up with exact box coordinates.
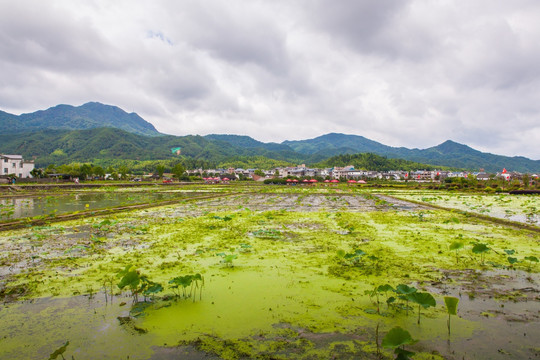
[0,0,539,159]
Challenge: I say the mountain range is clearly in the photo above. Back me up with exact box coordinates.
[0,102,159,136]
[0,102,538,172]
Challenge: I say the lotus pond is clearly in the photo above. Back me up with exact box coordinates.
[0,184,538,359]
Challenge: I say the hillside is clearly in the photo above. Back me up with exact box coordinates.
[1,103,538,172]
[204,134,300,159]
[386,140,538,173]
[0,102,160,136]
[313,153,448,172]
[283,133,539,173]
[0,128,300,168]
[283,133,390,155]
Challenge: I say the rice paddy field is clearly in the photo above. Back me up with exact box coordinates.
[383,190,539,226]
[0,183,538,359]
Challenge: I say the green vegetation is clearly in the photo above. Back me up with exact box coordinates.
[444,296,459,335]
[471,243,491,265]
[48,341,70,360]
[314,152,450,171]
[382,326,417,360]
[393,192,539,224]
[407,292,436,325]
[169,273,204,301]
[117,265,164,302]
[449,241,464,263]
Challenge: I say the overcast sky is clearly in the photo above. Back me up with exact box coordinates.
[1,1,539,159]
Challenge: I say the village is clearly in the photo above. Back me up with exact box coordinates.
[187,163,532,183]
[1,153,537,185]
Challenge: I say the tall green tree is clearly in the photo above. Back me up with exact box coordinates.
[80,163,92,180]
[522,174,530,188]
[118,165,130,180]
[30,168,45,178]
[45,164,56,175]
[171,163,186,180]
[155,164,166,178]
[93,166,105,178]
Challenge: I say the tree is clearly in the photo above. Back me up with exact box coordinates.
[93,166,105,179]
[522,174,530,188]
[45,164,56,175]
[30,168,45,178]
[254,169,265,177]
[118,165,130,180]
[80,163,92,180]
[171,163,186,180]
[155,165,165,178]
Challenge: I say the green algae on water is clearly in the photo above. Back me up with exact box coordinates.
[0,185,538,359]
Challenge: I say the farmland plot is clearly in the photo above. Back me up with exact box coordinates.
[0,187,538,359]
[385,191,539,226]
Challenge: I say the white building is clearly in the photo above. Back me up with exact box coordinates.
[0,154,35,178]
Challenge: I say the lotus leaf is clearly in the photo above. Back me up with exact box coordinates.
[444,296,459,315]
[382,326,416,348]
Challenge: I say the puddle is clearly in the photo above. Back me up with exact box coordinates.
[0,191,208,221]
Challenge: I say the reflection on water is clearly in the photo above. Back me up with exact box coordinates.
[0,192,182,220]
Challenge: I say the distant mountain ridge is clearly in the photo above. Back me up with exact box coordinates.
[0,102,160,136]
[283,133,390,155]
[0,127,304,168]
[1,103,538,172]
[280,133,539,173]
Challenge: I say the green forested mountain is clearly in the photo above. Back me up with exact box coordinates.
[284,133,391,155]
[1,127,538,172]
[0,127,299,168]
[0,102,160,136]
[387,140,539,173]
[205,134,282,150]
[313,153,449,172]
[1,103,538,172]
[284,133,539,172]
[0,127,442,171]
[204,134,303,162]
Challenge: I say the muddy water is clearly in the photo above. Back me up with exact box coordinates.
[425,269,540,359]
[0,294,158,359]
[0,192,194,220]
